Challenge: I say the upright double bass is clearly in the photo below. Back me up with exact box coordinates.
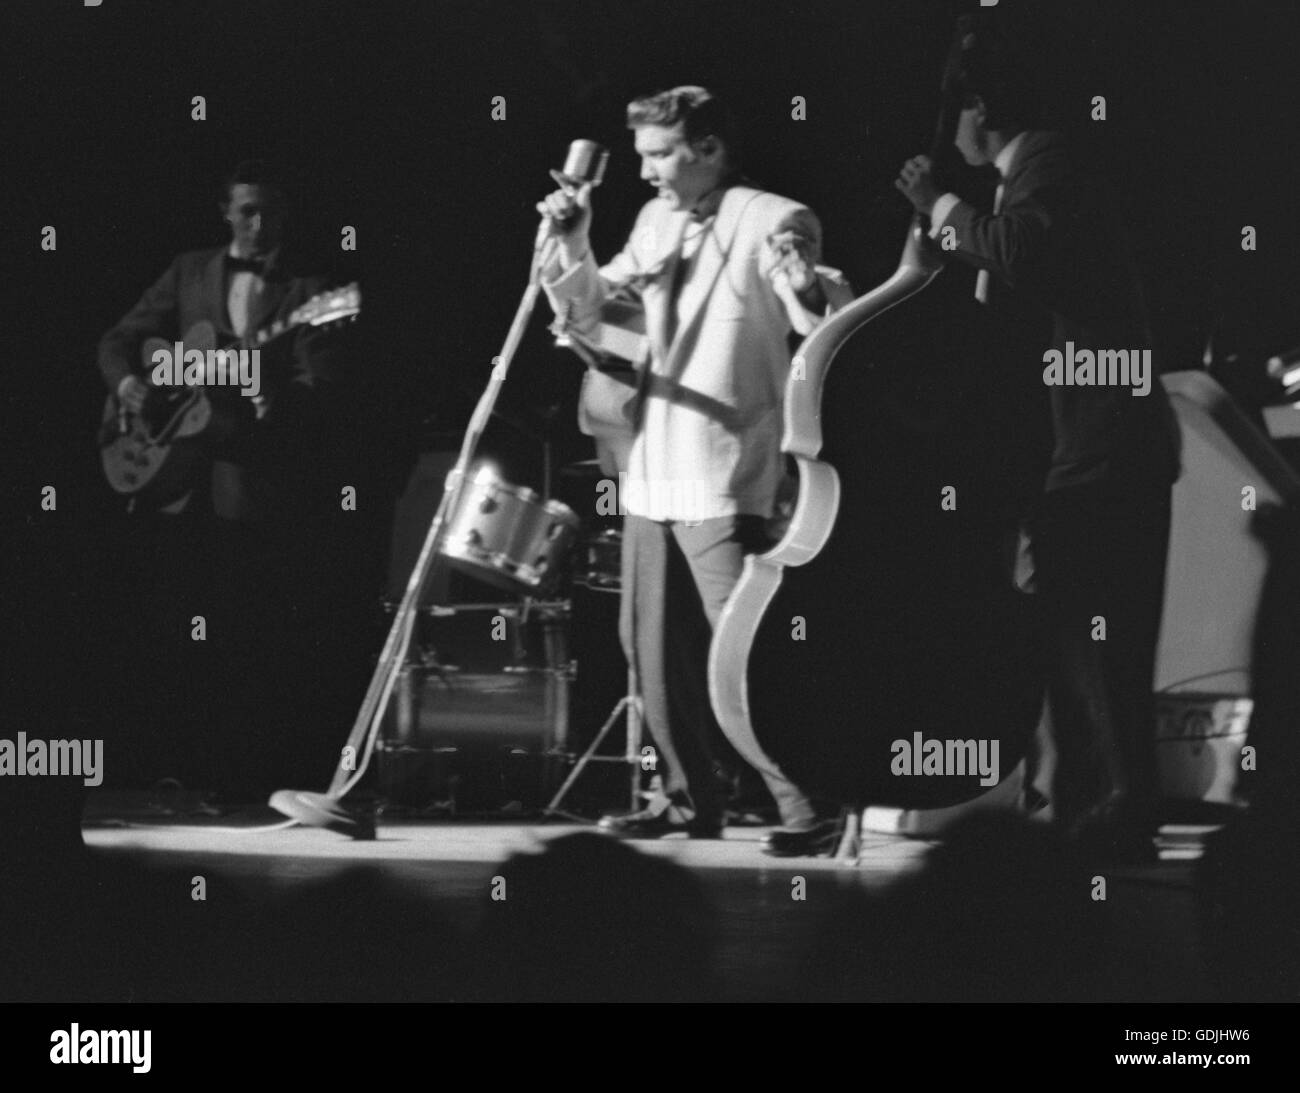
[710,16,1044,809]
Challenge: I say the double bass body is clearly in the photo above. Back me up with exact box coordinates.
[710,222,1045,810]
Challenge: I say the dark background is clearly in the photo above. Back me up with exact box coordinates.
[12,0,1300,492]
[6,0,1300,798]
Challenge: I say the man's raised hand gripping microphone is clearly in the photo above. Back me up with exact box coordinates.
[536,139,609,258]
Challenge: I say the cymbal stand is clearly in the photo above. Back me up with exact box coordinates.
[544,655,644,821]
[541,309,648,818]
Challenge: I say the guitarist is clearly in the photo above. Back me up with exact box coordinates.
[538,87,853,854]
[97,159,350,522]
[94,160,363,796]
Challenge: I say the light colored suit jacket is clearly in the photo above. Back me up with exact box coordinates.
[543,184,849,521]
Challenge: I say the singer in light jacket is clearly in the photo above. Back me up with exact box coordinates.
[537,86,854,855]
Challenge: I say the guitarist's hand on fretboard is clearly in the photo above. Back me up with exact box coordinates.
[116,374,149,414]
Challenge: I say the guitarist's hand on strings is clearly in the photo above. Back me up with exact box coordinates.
[116,374,149,414]
[895,155,941,217]
[536,177,593,268]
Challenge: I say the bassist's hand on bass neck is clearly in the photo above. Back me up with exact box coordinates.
[895,154,942,218]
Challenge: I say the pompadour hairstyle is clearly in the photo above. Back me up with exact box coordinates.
[220,159,291,204]
[626,85,741,166]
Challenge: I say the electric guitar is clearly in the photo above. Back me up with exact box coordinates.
[99,283,360,504]
[550,295,649,475]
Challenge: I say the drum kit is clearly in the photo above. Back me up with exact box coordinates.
[377,463,638,816]
[278,138,643,828]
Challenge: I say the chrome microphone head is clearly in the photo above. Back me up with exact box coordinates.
[558,139,609,188]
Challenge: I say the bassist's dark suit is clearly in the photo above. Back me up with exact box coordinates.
[934,130,1182,840]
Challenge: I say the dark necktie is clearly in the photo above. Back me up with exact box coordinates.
[665,217,715,346]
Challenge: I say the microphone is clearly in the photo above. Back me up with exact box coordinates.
[536,139,609,248]
[555,138,610,191]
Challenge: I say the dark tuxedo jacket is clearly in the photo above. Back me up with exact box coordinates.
[937,130,1181,495]
[98,247,349,520]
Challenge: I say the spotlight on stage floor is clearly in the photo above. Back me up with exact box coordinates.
[268,790,376,840]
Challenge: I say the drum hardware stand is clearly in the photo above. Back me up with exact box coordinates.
[543,299,650,819]
[271,214,561,826]
[543,661,645,822]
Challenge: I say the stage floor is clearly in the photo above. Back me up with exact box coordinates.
[83,813,931,873]
[75,791,1215,1002]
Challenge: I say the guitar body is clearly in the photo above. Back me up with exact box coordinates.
[710,225,1045,809]
[577,365,639,474]
[562,293,650,475]
[99,321,221,504]
[97,282,361,503]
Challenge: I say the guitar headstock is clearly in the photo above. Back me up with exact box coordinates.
[290,282,361,328]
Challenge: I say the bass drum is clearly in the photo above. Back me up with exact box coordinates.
[712,243,1048,810]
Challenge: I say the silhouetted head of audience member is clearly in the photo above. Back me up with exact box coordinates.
[1194,503,1300,1002]
[1244,503,1300,824]
[1197,812,1300,1002]
[801,813,1108,1002]
[262,866,467,1002]
[476,832,718,1002]
[3,857,467,1003]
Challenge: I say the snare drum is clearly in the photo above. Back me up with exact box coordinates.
[440,467,580,594]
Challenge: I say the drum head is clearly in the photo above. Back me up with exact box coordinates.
[440,468,580,594]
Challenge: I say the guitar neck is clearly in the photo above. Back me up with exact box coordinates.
[243,315,298,351]
[238,281,360,350]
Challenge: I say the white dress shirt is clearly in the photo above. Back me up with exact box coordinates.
[226,245,277,336]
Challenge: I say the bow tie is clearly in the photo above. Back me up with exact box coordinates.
[226,254,268,275]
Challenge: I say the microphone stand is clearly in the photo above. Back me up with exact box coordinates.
[269,222,559,831]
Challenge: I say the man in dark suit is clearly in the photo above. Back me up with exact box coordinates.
[896,48,1181,861]
[95,161,365,796]
[99,160,349,522]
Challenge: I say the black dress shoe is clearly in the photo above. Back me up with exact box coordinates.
[597,807,723,839]
[1069,817,1157,866]
[760,818,841,857]
[1067,796,1158,866]
[1019,785,1052,817]
[1071,824,1158,866]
